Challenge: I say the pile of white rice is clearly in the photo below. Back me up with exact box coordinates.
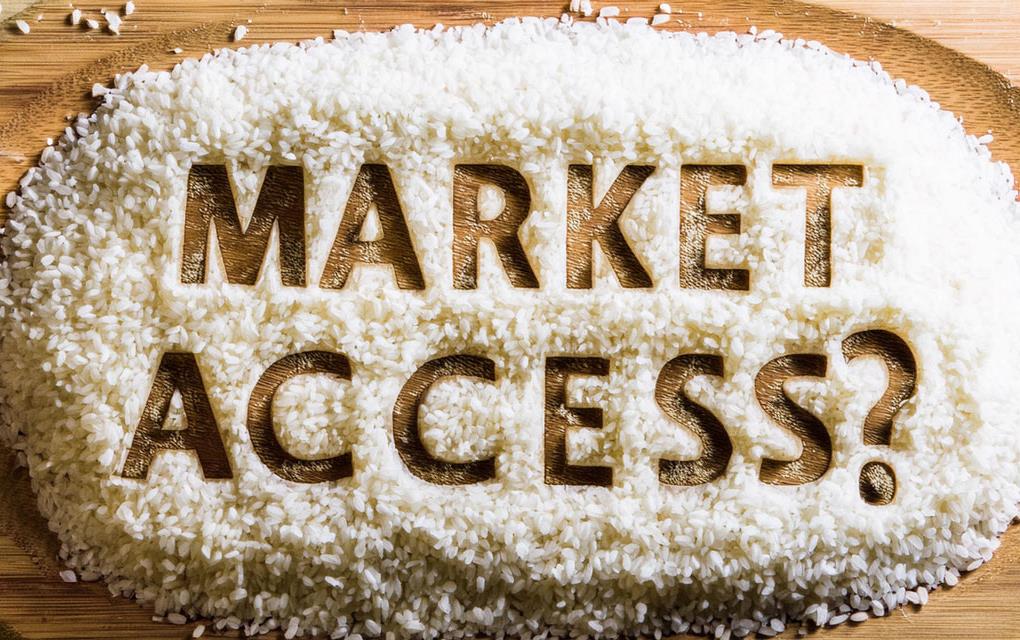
[2,17,1020,639]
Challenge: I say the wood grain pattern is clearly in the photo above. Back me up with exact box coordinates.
[1,1,1019,638]
[817,0,1020,85]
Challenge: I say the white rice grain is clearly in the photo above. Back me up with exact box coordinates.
[104,10,120,34]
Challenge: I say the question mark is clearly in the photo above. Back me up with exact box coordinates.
[841,329,917,505]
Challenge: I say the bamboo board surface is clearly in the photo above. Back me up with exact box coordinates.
[1,1,1019,638]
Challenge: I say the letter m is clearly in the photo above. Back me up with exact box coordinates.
[182,165,305,286]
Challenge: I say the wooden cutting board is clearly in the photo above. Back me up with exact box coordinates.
[1,1,1019,638]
